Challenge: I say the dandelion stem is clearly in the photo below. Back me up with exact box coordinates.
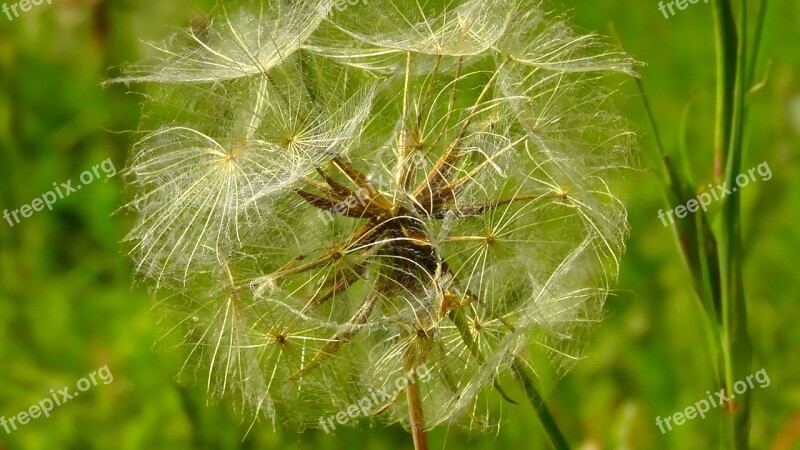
[404,349,429,450]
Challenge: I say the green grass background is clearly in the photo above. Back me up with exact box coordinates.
[0,0,797,449]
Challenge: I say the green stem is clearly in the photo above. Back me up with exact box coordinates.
[712,0,738,182]
[511,356,571,450]
[448,308,570,449]
[714,0,752,448]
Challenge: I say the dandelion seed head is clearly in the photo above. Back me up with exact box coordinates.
[116,0,637,431]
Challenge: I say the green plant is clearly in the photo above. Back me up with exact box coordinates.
[631,0,769,447]
[113,0,637,448]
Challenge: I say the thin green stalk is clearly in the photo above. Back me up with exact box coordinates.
[512,356,571,450]
[622,32,723,326]
[696,212,723,382]
[714,0,752,448]
[636,78,724,328]
[712,0,739,181]
[449,308,570,449]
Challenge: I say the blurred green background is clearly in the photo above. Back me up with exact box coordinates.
[0,0,797,449]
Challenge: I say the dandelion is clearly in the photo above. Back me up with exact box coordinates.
[113,0,638,446]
